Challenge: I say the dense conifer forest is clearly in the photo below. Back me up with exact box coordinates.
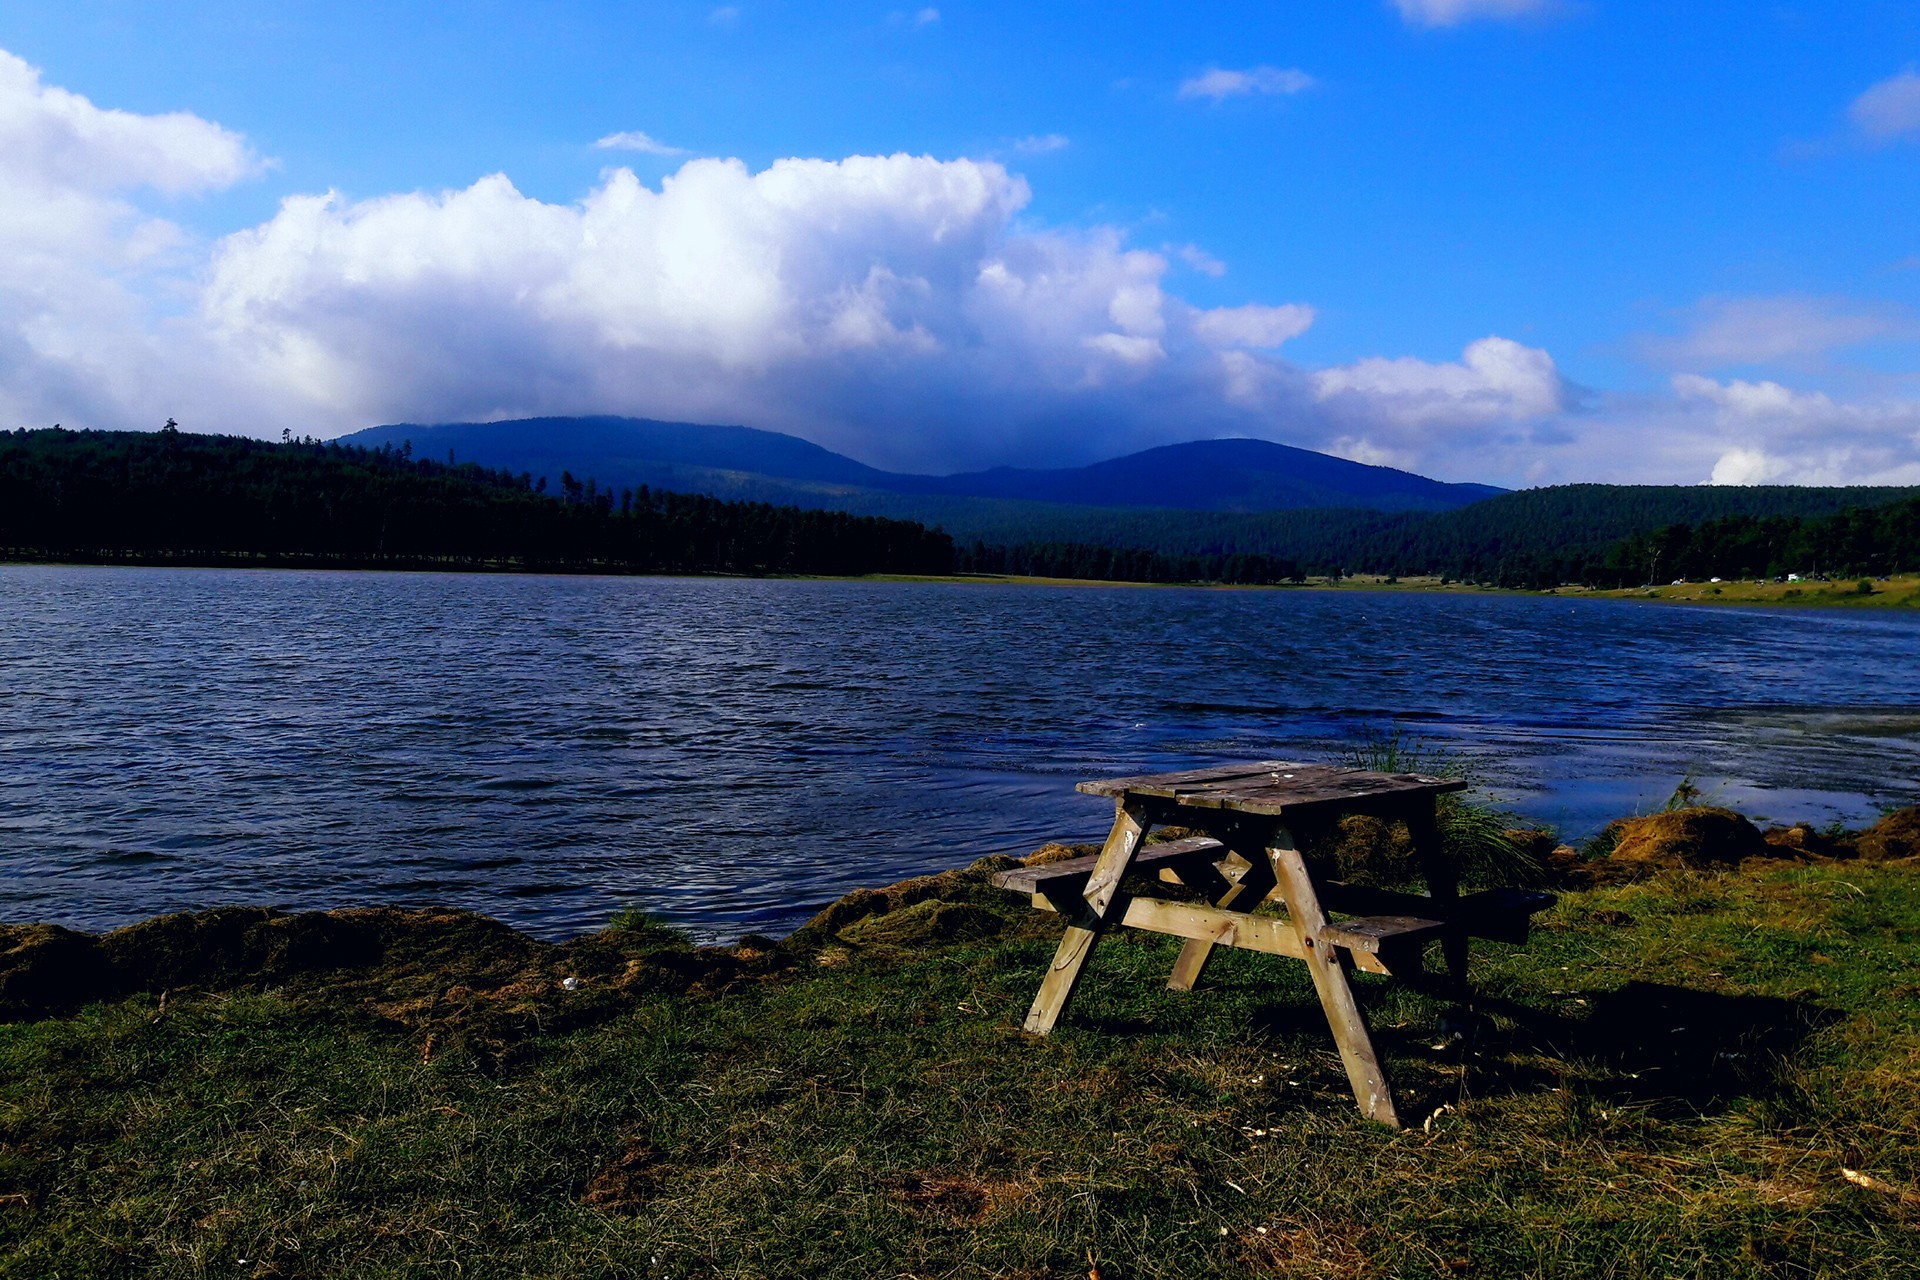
[1591,499,1920,587]
[952,483,1920,586]
[0,427,954,578]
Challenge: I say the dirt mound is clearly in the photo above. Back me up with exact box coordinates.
[1607,807,1771,870]
[1855,807,1920,862]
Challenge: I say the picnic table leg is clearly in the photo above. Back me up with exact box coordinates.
[1409,798,1468,996]
[1166,846,1277,992]
[1022,800,1149,1034]
[1270,825,1402,1128]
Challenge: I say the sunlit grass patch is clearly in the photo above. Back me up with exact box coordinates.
[2,860,1917,1277]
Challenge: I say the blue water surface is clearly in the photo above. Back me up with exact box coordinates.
[2,565,1916,940]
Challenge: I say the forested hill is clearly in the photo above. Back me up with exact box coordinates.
[940,482,1920,585]
[0,427,954,577]
[1326,483,1920,584]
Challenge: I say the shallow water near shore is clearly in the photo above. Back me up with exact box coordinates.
[3,564,1918,941]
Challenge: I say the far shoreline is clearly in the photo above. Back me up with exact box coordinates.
[847,569,1920,609]
[7,557,1918,609]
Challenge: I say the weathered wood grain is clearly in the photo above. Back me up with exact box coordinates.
[1318,914,1448,954]
[1078,761,1465,818]
[1270,826,1403,1128]
[990,835,1225,896]
[1019,801,1148,1035]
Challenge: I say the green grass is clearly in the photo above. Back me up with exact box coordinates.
[3,860,1918,1278]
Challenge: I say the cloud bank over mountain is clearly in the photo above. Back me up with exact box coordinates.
[3,47,1917,487]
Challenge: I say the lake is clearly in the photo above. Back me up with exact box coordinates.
[3,565,1917,941]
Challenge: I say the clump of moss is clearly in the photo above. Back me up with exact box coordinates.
[787,855,1023,949]
[837,899,1003,949]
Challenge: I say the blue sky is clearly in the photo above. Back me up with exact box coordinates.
[1,1,1916,485]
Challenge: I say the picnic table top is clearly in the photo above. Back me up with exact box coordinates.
[1076,760,1467,817]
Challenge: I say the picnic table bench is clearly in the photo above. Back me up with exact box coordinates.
[995,761,1555,1127]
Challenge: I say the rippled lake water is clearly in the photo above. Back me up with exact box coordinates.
[3,565,1917,940]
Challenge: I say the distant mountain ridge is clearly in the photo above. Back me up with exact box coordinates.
[340,416,1505,517]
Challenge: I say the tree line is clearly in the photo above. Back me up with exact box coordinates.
[1592,499,1920,587]
[940,482,1920,588]
[0,427,953,578]
[10,426,1918,590]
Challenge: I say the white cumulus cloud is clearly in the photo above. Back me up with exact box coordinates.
[0,49,260,431]
[1178,66,1315,102]
[1851,68,1920,142]
[197,155,1341,466]
[1173,244,1227,277]
[1392,0,1555,28]
[1672,374,1920,486]
[1312,336,1566,426]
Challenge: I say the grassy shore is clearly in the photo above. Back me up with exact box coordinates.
[4,815,1918,1279]
[852,571,1920,609]
[1579,573,1920,608]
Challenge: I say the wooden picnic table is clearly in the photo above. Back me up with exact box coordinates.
[994,761,1553,1127]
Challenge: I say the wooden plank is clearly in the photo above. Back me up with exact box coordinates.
[1319,914,1447,954]
[1076,761,1303,797]
[1317,881,1556,944]
[1082,802,1148,919]
[1078,762,1464,816]
[1020,801,1148,1035]
[1120,896,1306,960]
[1161,776,1465,817]
[990,835,1225,895]
[1025,887,1394,975]
[1166,841,1278,991]
[1270,825,1403,1128]
[1456,887,1557,944]
[1159,854,1235,903]
[1021,926,1098,1035]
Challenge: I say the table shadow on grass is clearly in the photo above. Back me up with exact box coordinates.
[1441,981,1839,1116]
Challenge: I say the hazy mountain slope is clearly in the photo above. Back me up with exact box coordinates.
[339,417,1502,514]
[895,438,1504,511]
[344,416,897,490]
